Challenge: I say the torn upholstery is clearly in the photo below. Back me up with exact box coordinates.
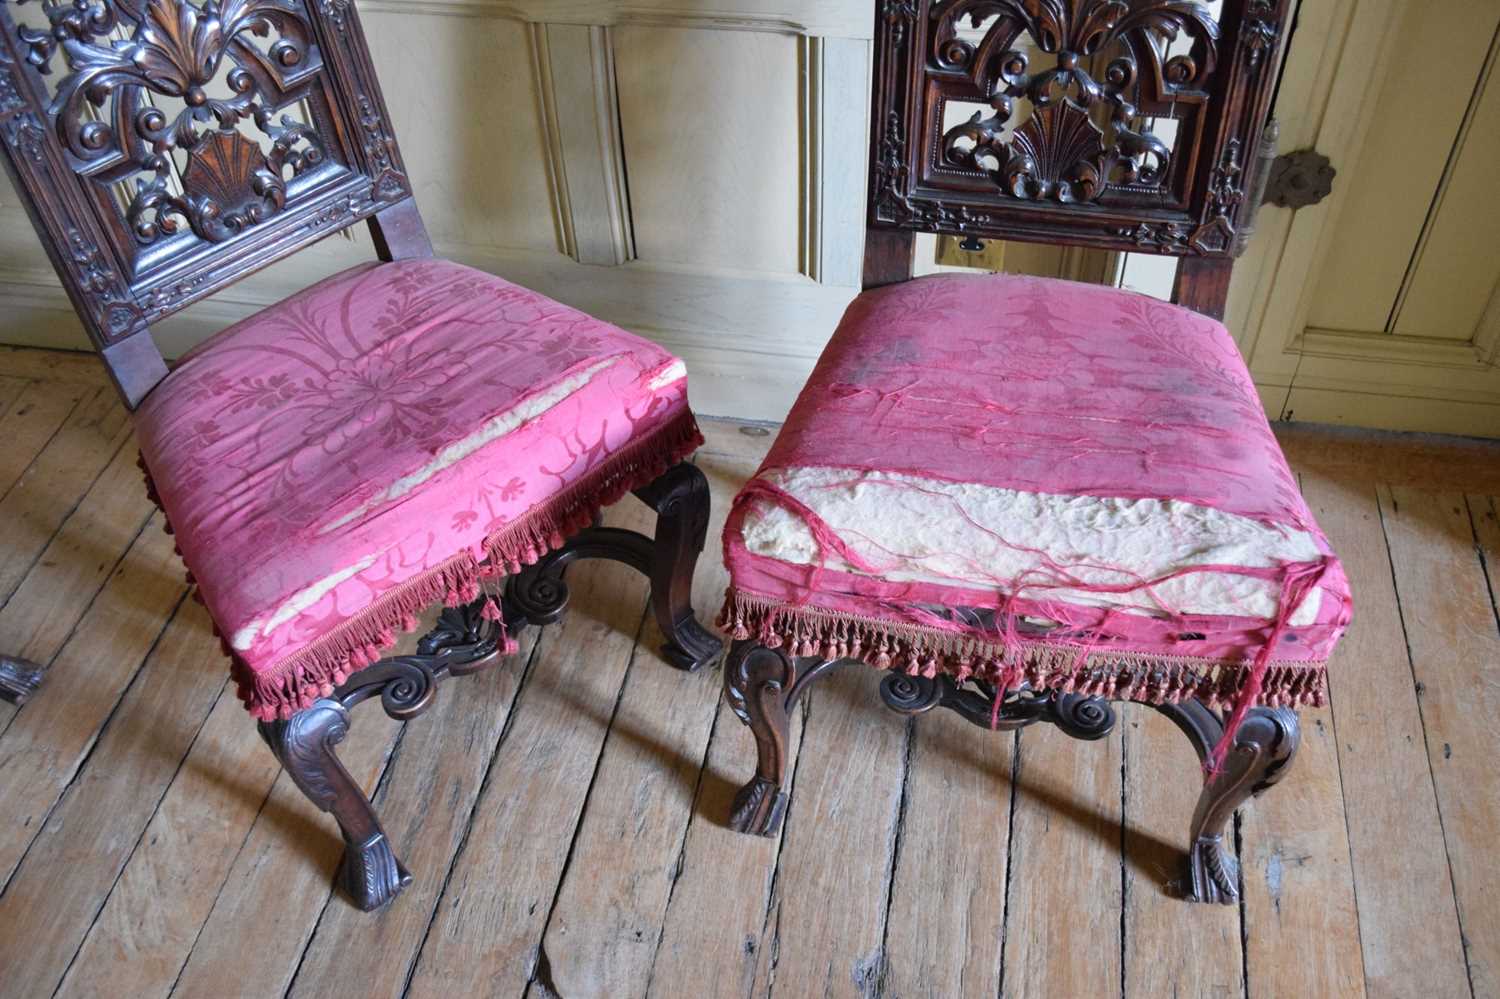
[136,258,701,721]
[720,273,1351,759]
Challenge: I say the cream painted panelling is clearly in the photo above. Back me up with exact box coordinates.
[361,10,559,253]
[1227,0,1500,437]
[0,1,872,420]
[616,26,801,274]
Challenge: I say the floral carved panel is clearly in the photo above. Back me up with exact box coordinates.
[0,0,412,349]
[870,0,1290,257]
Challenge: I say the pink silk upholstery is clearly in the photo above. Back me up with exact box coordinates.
[721,274,1351,742]
[136,258,701,720]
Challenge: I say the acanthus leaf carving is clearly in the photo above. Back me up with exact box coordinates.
[932,0,1220,205]
[15,0,330,245]
[1238,0,1279,68]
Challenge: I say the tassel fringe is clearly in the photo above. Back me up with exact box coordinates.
[717,588,1327,712]
[144,411,703,722]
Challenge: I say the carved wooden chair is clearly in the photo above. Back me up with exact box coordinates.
[0,0,721,910]
[719,0,1351,904]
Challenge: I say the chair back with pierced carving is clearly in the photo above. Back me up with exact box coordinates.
[0,0,425,405]
[866,0,1289,313]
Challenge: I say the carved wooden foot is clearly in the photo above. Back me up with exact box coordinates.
[259,699,412,912]
[0,654,45,706]
[722,641,837,837]
[635,462,723,671]
[1156,701,1301,905]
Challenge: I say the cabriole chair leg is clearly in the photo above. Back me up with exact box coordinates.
[635,461,722,671]
[1156,701,1301,904]
[723,641,841,837]
[259,699,412,912]
[0,654,46,706]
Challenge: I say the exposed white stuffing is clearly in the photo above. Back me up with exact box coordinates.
[232,553,380,651]
[740,466,1325,625]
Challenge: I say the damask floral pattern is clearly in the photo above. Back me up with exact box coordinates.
[723,272,1350,720]
[137,258,699,719]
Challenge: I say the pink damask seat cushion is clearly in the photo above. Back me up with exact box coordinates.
[721,273,1350,721]
[136,258,701,721]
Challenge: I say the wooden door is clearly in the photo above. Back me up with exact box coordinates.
[1230,0,1500,436]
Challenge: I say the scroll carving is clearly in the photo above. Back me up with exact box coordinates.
[15,0,328,244]
[933,0,1220,205]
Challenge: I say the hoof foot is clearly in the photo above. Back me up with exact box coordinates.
[338,832,413,912]
[1171,838,1240,905]
[661,617,723,672]
[0,655,45,706]
[729,777,787,837]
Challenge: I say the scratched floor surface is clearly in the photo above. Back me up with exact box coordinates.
[0,344,1497,998]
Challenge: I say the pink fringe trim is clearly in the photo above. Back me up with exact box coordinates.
[717,588,1328,712]
[144,411,704,722]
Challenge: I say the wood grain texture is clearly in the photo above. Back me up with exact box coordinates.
[746,665,907,998]
[1382,485,1500,998]
[880,710,1012,998]
[0,379,88,498]
[0,347,110,385]
[0,387,130,605]
[646,692,806,998]
[0,442,155,669]
[0,513,185,885]
[536,461,735,997]
[166,710,401,997]
[645,455,803,999]
[54,684,283,999]
[0,599,226,997]
[1298,471,1468,999]
[287,625,541,999]
[1121,707,1242,998]
[1237,701,1364,999]
[1001,726,1122,998]
[402,519,652,997]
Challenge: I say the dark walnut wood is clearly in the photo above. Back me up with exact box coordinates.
[261,462,721,912]
[867,0,1291,306]
[0,0,421,406]
[0,1,724,915]
[0,654,46,706]
[724,0,1308,908]
[724,639,1300,904]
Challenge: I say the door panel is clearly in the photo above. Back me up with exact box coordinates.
[1231,0,1500,437]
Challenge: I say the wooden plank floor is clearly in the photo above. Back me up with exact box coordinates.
[1,346,1499,999]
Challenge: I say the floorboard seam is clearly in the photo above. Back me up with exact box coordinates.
[754,692,814,999]
[49,679,233,999]
[0,586,190,897]
[0,384,87,507]
[1376,488,1478,999]
[521,598,651,996]
[1465,496,1500,635]
[871,715,915,999]
[0,418,134,612]
[279,714,418,999]
[1118,725,1128,999]
[0,510,155,747]
[1319,662,1374,996]
[168,700,284,999]
[398,633,548,999]
[641,667,727,998]
[995,731,1021,999]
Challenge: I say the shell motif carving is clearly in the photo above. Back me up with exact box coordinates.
[13,0,327,243]
[931,0,1220,204]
